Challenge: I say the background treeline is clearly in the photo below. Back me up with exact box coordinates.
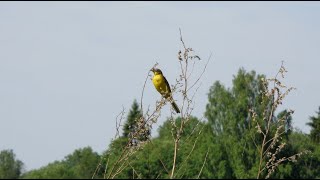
[1,68,320,179]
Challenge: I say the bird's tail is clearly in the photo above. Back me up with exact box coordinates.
[171,101,180,113]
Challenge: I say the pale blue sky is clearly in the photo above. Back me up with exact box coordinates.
[1,2,320,171]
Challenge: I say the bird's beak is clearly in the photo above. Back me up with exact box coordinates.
[150,68,155,72]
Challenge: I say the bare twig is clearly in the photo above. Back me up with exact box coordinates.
[254,62,308,179]
[169,29,211,179]
[140,65,154,114]
[91,160,101,179]
[102,29,210,179]
[187,52,212,92]
[197,148,210,179]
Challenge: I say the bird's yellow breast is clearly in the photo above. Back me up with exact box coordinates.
[152,74,168,95]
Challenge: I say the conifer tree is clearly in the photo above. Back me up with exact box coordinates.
[307,107,320,143]
[123,99,150,143]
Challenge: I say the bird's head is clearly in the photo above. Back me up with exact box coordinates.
[150,68,163,75]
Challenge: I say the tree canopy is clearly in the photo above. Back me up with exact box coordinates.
[0,149,23,179]
[3,67,320,179]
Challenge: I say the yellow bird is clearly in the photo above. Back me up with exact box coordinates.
[150,68,180,113]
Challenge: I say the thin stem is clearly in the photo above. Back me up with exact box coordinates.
[91,160,101,179]
[197,148,209,179]
[187,52,212,92]
[170,139,179,179]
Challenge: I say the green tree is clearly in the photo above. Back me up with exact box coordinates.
[123,99,141,137]
[99,100,152,179]
[0,149,24,179]
[22,161,72,179]
[271,130,320,179]
[22,147,100,179]
[102,116,217,179]
[205,68,267,178]
[306,107,320,143]
[123,99,149,143]
[128,116,214,179]
[64,146,100,178]
[204,68,300,178]
[103,68,288,179]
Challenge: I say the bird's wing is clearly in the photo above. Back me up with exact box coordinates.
[163,76,172,94]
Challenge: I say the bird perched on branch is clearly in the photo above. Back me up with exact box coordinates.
[150,68,180,113]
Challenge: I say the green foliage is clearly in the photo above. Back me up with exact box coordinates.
[277,110,293,138]
[22,147,100,179]
[99,137,129,179]
[123,99,141,138]
[64,147,101,178]
[0,149,23,179]
[17,68,320,179]
[204,68,302,178]
[101,116,215,179]
[156,116,211,178]
[123,99,149,142]
[205,68,267,178]
[22,161,72,179]
[306,107,320,143]
[271,131,320,179]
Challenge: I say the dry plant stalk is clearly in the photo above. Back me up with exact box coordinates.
[91,62,168,179]
[103,95,165,179]
[250,62,310,179]
[92,108,126,179]
[168,29,210,179]
[92,29,211,179]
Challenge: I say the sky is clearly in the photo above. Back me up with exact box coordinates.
[1,1,320,171]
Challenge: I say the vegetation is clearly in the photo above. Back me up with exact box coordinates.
[21,147,100,179]
[307,107,320,144]
[6,67,318,179]
[2,34,320,179]
[0,149,24,179]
